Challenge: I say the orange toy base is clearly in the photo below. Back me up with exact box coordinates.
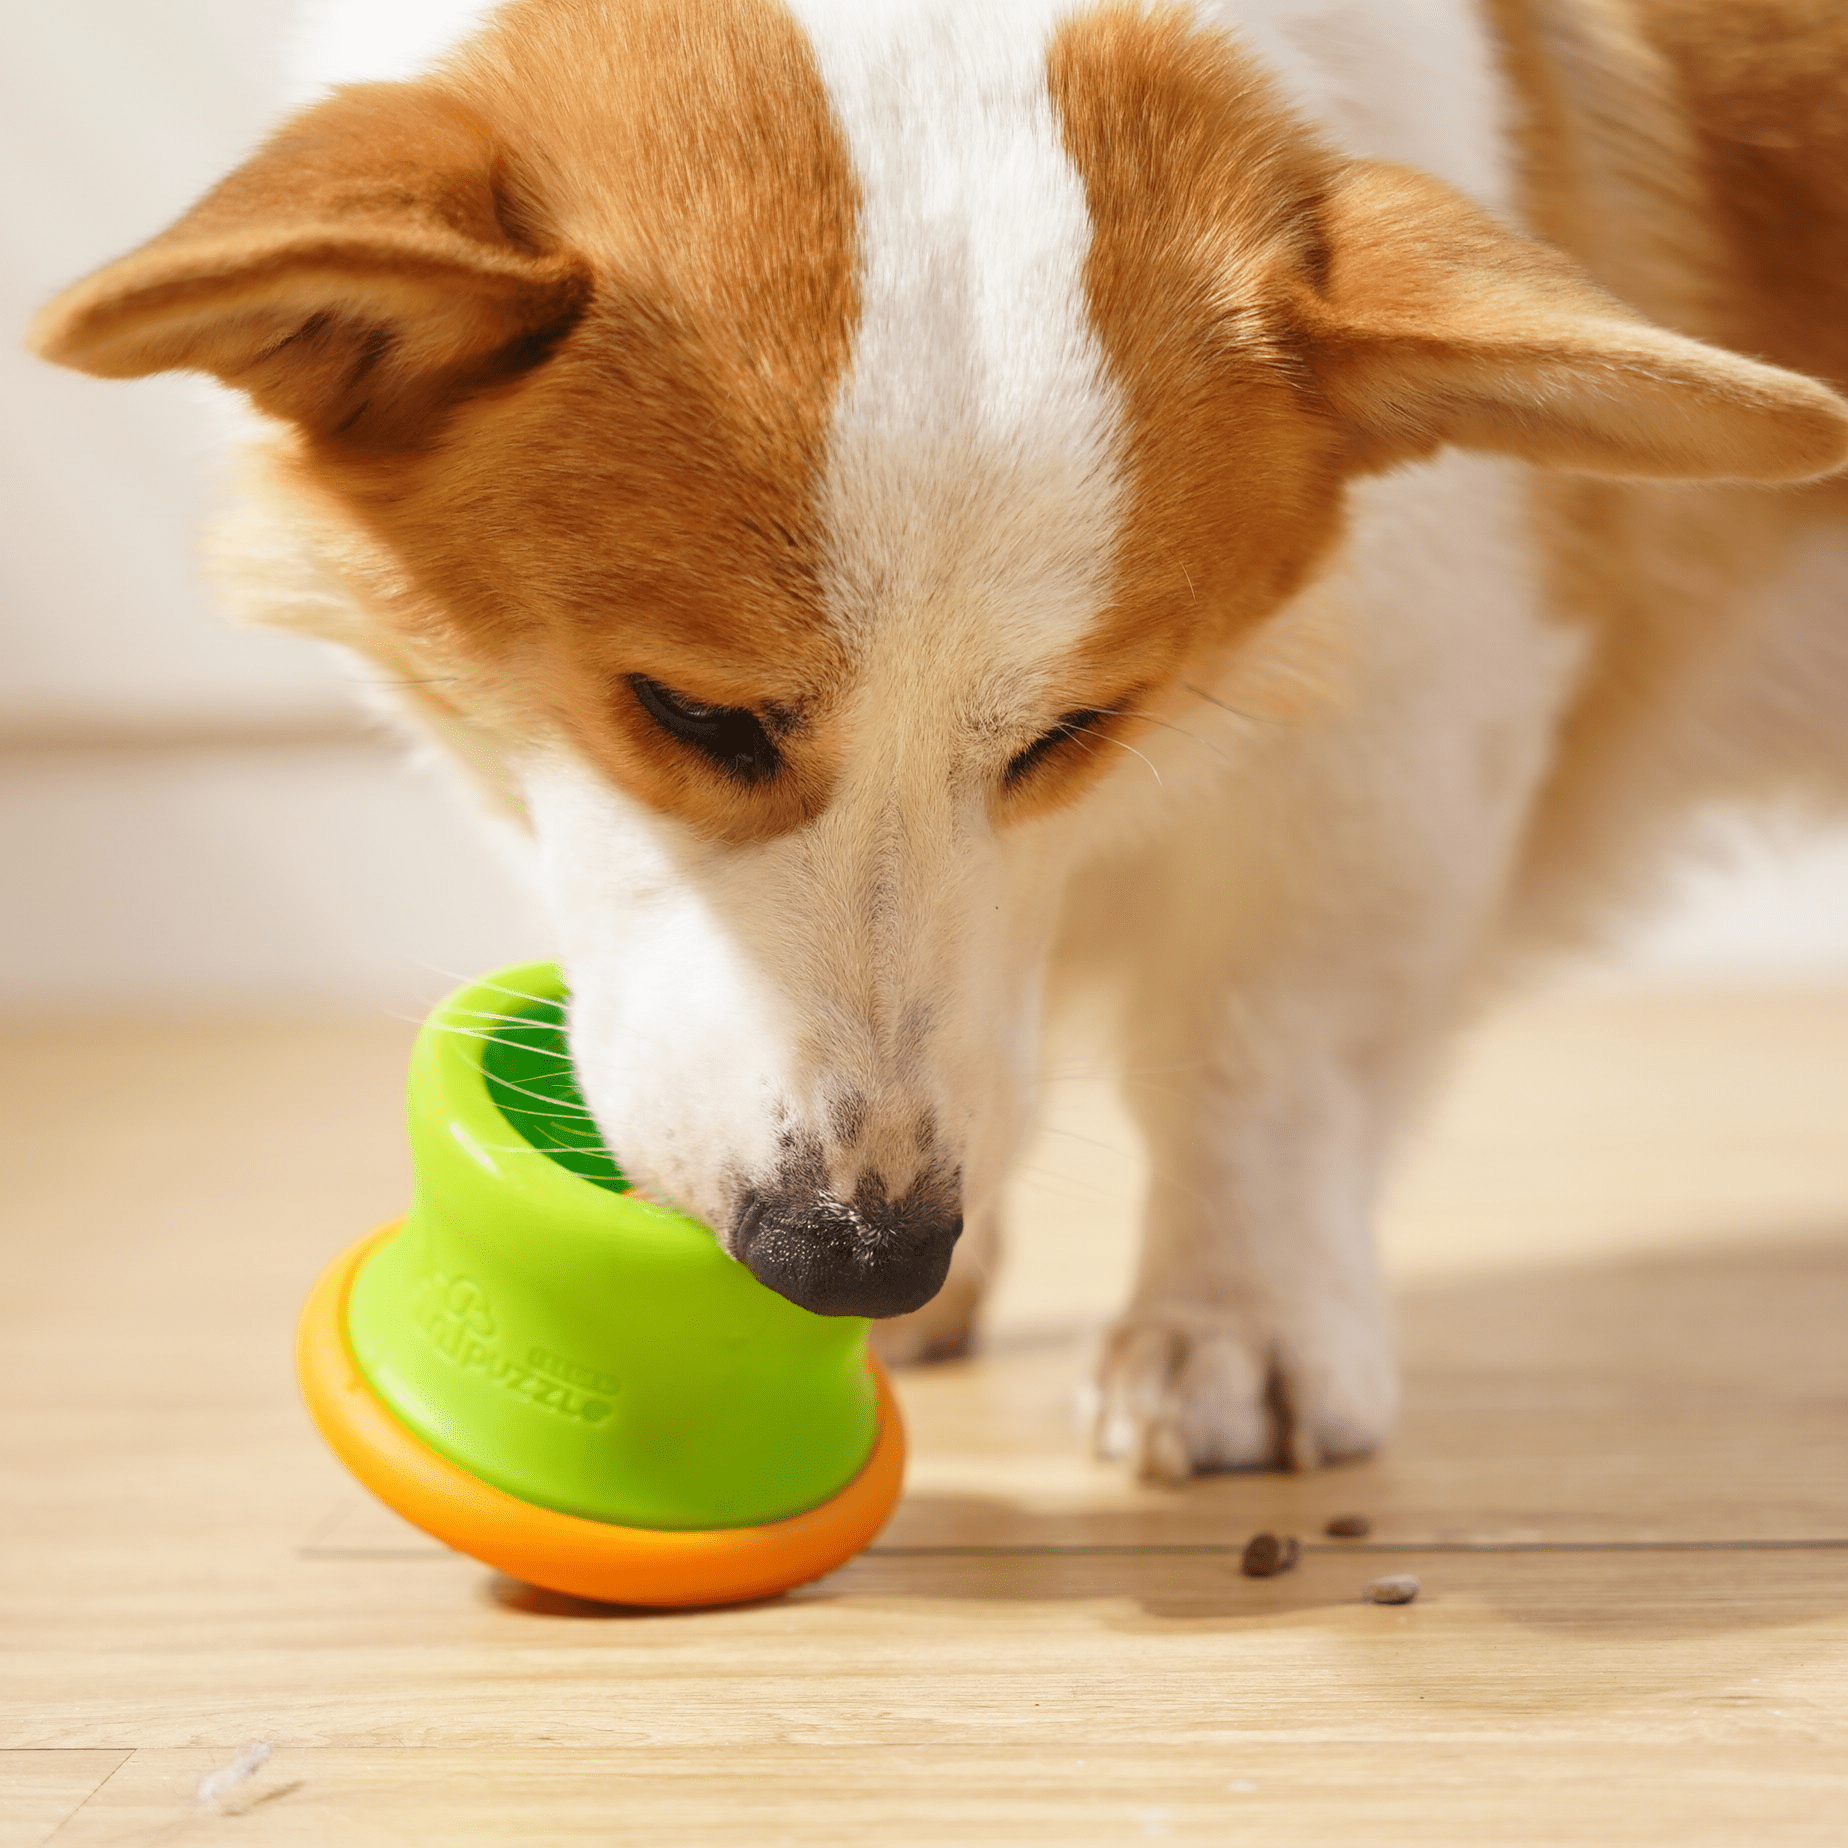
[298,1227,906,1608]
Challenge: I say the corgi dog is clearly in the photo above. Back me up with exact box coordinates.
[33,0,1848,1481]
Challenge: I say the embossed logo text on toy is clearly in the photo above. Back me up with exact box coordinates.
[411,1272,615,1424]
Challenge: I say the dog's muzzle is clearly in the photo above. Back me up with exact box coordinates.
[730,1156,962,1320]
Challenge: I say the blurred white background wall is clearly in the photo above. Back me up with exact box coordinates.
[4,0,550,1015]
[4,0,1845,1018]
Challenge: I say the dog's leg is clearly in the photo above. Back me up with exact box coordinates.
[1091,968,1411,1481]
[871,1201,1001,1365]
[1079,451,1598,1478]
[1085,772,1553,1480]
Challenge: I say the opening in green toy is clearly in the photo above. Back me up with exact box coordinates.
[479,995,629,1194]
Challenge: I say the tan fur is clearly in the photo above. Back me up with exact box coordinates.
[33,0,863,847]
[1640,0,1848,395]
[1478,0,1848,957]
[30,82,593,440]
[1031,2,1847,836]
[1484,0,1727,336]
[1039,5,1351,807]
[32,0,1848,853]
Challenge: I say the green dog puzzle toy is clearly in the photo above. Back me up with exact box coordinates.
[298,963,904,1606]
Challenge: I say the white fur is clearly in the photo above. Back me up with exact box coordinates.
[794,0,1128,668]
[1074,453,1588,1469]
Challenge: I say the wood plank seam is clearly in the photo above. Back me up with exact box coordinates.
[35,1750,135,1848]
[865,1538,1848,1555]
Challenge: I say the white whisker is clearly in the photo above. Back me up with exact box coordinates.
[1099,731,1163,789]
[409,958,557,1011]
[1113,707,1237,766]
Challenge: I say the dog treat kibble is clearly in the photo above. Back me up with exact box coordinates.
[1240,1531,1301,1577]
[1324,1513,1372,1538]
[1367,1574,1420,1605]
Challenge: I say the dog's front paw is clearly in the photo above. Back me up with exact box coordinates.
[1088,1298,1397,1483]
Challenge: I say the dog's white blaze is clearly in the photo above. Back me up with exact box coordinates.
[790,0,1128,682]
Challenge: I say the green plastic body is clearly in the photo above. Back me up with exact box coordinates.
[343,963,880,1530]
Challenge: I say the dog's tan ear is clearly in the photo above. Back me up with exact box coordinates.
[1300,162,1848,483]
[28,84,589,449]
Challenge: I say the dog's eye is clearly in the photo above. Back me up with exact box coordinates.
[1004,709,1108,787]
[630,675,781,786]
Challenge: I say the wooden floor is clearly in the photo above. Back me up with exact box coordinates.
[4,990,1847,1845]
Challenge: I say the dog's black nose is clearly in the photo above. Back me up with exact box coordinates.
[730,1163,962,1319]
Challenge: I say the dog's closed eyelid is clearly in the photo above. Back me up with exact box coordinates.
[628,674,782,786]
[1003,708,1109,787]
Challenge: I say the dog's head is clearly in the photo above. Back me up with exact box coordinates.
[35,0,1847,1316]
